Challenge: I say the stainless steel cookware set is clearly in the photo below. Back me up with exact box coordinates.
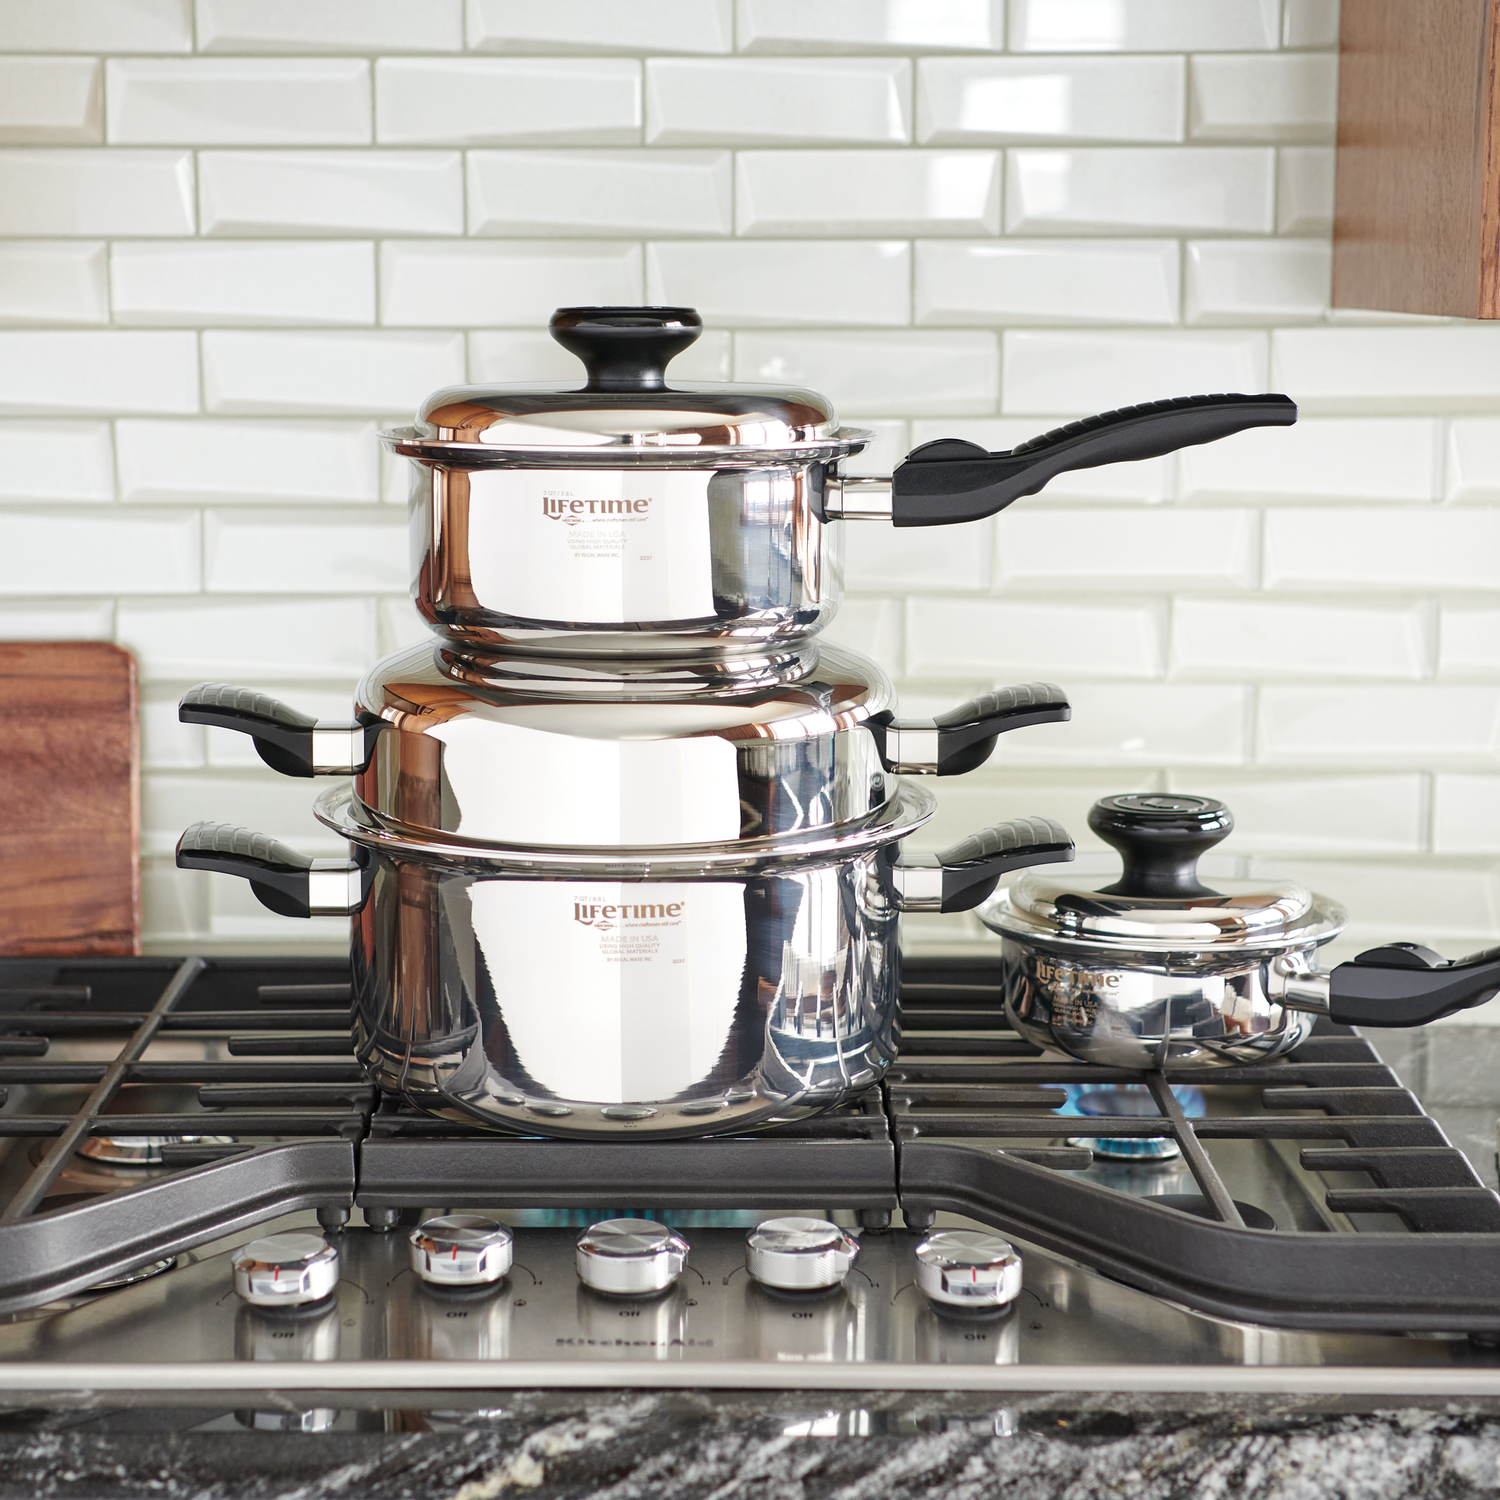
[172,304,1495,1140]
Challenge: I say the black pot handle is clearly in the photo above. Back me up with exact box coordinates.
[894,816,1074,914]
[890,393,1297,528]
[550,306,702,392]
[873,682,1070,776]
[175,822,371,918]
[180,683,382,778]
[1328,943,1500,1028]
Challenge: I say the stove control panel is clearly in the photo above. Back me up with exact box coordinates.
[914,1230,1023,1311]
[746,1216,860,1291]
[232,1232,339,1308]
[575,1218,689,1295]
[409,1214,513,1287]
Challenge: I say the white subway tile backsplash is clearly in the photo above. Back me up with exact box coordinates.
[470,0,732,54]
[199,151,462,237]
[141,684,204,770]
[202,330,465,415]
[819,597,903,675]
[197,0,463,53]
[117,596,376,681]
[111,241,375,326]
[0,598,114,639]
[907,597,1163,679]
[1009,0,1280,53]
[844,518,994,592]
[1007,147,1274,234]
[737,150,999,236]
[1178,418,1441,503]
[647,241,909,326]
[1259,687,1500,766]
[0,243,107,326]
[382,241,643,327]
[1264,509,1500,592]
[646,58,910,146]
[0,0,191,52]
[1283,0,1340,49]
[204,508,406,594]
[1172,773,1427,854]
[1440,608,1500,678]
[1184,239,1330,324]
[117,420,378,504]
[0,150,195,236]
[997,507,1258,590]
[917,57,1184,145]
[1433,775,1500,855]
[839,418,908,477]
[740,0,1003,53]
[0,509,199,595]
[1446,420,1500,502]
[107,59,371,148]
[1171,598,1430,679]
[1273,328,1500,413]
[734,331,998,416]
[0,57,101,144]
[0,332,198,415]
[916,239,1178,326]
[143,772,347,856]
[1001,330,1267,415]
[1276,145,1335,233]
[0,421,113,501]
[1189,55,1337,142]
[376,58,641,146]
[470,151,731,237]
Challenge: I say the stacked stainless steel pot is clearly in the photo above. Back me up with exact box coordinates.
[175,306,1304,1139]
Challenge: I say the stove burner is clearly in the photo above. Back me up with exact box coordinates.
[79,1134,236,1167]
[1064,1084,1206,1161]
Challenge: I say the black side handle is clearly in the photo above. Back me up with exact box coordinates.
[1329,943,1500,1028]
[891,393,1297,528]
[179,683,381,778]
[549,306,702,392]
[872,682,1071,776]
[176,822,316,918]
[936,816,1074,913]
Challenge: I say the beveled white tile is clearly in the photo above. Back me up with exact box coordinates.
[1179,418,1440,503]
[376,58,641,146]
[1265,509,1500,592]
[1258,687,1500,766]
[199,151,462,237]
[143,772,348,857]
[1172,598,1429,679]
[916,239,1178,326]
[202,331,465,416]
[0,598,114,639]
[1283,0,1340,48]
[647,241,908,326]
[739,0,1003,52]
[1009,0,1279,52]
[819,597,903,677]
[204,508,405,594]
[0,332,198,416]
[117,596,376,681]
[1006,147,1274,234]
[734,331,998,416]
[844,518,993,592]
[107,59,371,147]
[737,150,999,236]
[470,329,732,384]
[1184,239,1330,325]
[117,420,378,504]
[0,150,194,235]
[0,57,100,144]
[1274,328,1500,413]
[0,0,191,51]
[918,56,1183,145]
[0,243,107,326]
[381,241,643,327]
[0,421,113,501]
[1173,774,1426,854]
[1276,146,1334,234]
[1446,420,1500,502]
[197,0,462,52]
[469,0,732,52]
[1190,55,1337,143]
[1440,607,1500,677]
[470,151,731,236]
[838,418,907,477]
[0,509,199,595]
[646,58,910,146]
[1434,774,1500,854]
[378,596,434,656]
[1001,330,1267,416]
[111,241,374,327]
[141,684,204,770]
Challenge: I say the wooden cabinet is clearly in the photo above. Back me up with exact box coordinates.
[1333,0,1500,317]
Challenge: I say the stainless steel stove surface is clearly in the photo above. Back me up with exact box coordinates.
[3,954,1500,1403]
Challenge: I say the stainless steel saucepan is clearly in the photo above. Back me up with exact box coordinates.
[383,305,1299,659]
[980,793,1500,1069]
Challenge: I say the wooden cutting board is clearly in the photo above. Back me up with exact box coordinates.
[0,642,140,956]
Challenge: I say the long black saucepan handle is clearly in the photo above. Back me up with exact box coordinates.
[890,393,1297,527]
[1329,942,1500,1028]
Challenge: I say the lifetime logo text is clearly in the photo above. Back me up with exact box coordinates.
[574,901,683,926]
[1035,959,1121,990]
[543,495,652,523]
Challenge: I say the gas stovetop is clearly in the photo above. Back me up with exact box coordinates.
[2,954,1500,1405]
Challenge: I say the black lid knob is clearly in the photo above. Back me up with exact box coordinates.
[1088,794,1232,900]
[549,306,702,392]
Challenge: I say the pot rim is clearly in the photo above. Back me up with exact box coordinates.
[379,424,871,465]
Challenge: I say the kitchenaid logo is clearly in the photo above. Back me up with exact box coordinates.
[542,494,652,525]
[573,900,684,932]
[1035,958,1120,990]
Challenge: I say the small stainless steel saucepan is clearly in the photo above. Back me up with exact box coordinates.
[981,793,1500,1069]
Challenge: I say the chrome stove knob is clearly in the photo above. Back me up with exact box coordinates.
[914,1230,1023,1311]
[746,1217,858,1291]
[232,1232,339,1308]
[576,1218,687,1296]
[409,1214,513,1287]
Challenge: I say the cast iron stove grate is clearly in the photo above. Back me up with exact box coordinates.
[1,953,1500,1332]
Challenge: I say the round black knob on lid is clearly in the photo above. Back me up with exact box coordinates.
[1088,793,1232,900]
[549,306,702,392]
